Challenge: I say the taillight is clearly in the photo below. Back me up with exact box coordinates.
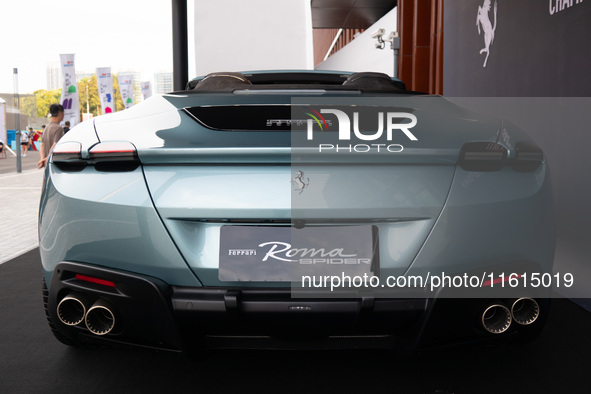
[52,142,82,160]
[511,142,544,172]
[51,141,140,172]
[51,142,86,171]
[458,142,507,171]
[458,141,544,172]
[88,142,140,172]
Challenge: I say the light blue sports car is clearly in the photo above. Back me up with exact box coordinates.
[39,71,554,352]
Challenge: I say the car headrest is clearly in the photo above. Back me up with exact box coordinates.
[342,72,405,90]
[193,72,252,90]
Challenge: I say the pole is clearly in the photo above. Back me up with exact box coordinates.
[13,68,21,173]
[172,0,188,91]
[388,32,401,79]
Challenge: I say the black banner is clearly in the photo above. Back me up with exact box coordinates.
[444,0,591,96]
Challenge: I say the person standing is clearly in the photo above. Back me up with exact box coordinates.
[63,121,70,133]
[27,127,35,152]
[20,128,30,157]
[37,104,65,169]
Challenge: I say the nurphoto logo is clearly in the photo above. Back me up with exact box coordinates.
[306,108,418,153]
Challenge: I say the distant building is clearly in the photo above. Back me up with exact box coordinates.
[154,72,173,94]
[46,62,61,91]
[0,93,45,130]
[47,64,94,92]
[76,71,94,81]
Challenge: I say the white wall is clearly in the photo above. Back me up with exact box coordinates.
[315,8,397,76]
[193,0,313,76]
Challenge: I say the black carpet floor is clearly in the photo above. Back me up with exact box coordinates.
[1,249,590,393]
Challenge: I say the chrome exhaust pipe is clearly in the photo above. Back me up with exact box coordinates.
[481,303,512,334]
[57,292,88,326]
[511,298,540,325]
[85,299,116,335]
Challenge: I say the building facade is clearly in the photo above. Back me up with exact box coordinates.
[154,71,173,94]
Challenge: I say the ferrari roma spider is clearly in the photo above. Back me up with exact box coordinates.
[39,71,554,352]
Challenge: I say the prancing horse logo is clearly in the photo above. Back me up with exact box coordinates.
[291,171,310,195]
[476,0,498,67]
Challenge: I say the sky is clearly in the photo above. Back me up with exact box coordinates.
[0,0,195,94]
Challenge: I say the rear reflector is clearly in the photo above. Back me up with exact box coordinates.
[75,274,116,288]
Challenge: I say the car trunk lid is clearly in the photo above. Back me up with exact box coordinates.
[93,94,500,286]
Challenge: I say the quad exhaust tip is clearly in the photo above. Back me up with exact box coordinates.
[481,303,512,334]
[511,298,540,325]
[57,292,88,326]
[85,299,116,335]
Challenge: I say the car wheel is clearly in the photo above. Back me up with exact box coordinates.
[42,274,86,347]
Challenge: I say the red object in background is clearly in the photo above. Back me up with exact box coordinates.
[29,131,41,151]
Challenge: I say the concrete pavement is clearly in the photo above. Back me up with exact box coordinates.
[0,152,43,264]
[0,146,42,174]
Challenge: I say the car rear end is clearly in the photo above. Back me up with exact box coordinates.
[39,72,554,352]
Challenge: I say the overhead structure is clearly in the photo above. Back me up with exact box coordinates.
[311,0,397,28]
[171,0,442,94]
[311,0,442,94]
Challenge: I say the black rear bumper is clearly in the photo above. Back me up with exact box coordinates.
[46,262,547,352]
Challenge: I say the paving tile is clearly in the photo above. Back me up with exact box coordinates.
[0,170,43,265]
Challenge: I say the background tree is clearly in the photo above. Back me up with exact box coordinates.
[34,89,61,118]
[112,75,125,112]
[20,95,38,119]
[33,74,136,122]
[78,76,101,116]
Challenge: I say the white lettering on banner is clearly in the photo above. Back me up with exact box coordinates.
[60,54,81,127]
[549,0,584,15]
[96,67,115,114]
[117,73,135,110]
[141,81,152,100]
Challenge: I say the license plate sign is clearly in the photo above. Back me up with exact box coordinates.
[219,225,379,281]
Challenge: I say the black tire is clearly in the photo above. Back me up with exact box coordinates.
[42,274,86,347]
